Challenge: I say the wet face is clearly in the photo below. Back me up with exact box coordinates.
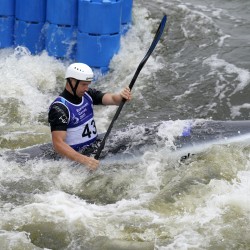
[75,80,91,97]
[67,79,91,97]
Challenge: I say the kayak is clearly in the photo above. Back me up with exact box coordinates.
[3,119,250,163]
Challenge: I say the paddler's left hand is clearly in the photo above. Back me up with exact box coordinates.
[120,86,132,101]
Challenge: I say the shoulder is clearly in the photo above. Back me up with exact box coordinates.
[48,102,69,132]
[49,102,68,117]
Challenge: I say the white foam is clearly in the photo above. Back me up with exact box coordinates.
[231,103,250,119]
[203,54,250,95]
[0,48,65,122]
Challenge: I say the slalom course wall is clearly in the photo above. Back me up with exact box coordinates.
[0,0,15,48]
[0,0,133,72]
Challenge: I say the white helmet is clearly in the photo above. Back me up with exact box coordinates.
[65,63,94,81]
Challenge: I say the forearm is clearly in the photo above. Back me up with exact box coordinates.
[110,93,124,105]
[54,141,84,162]
[53,140,98,169]
[102,86,131,105]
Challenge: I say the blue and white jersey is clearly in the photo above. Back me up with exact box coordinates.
[52,93,97,151]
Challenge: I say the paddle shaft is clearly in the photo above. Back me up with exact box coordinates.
[95,15,167,160]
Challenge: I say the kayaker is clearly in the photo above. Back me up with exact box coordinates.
[48,63,132,170]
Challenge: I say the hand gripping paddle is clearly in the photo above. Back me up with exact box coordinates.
[95,15,167,160]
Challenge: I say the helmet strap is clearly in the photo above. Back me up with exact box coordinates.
[67,78,80,97]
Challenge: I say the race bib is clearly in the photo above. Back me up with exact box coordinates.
[65,118,97,146]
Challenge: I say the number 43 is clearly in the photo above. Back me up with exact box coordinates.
[82,120,97,138]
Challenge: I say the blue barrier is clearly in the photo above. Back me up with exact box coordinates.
[47,0,77,26]
[0,0,133,71]
[15,0,46,22]
[122,0,133,24]
[78,0,122,35]
[121,0,133,34]
[0,16,14,48]
[15,19,45,54]
[77,32,120,68]
[45,23,76,59]
[0,0,15,16]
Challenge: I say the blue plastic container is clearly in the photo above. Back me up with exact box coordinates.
[77,32,120,68]
[121,0,133,25]
[0,0,15,16]
[14,19,45,54]
[47,0,77,26]
[45,23,76,59]
[15,0,46,22]
[0,16,14,48]
[78,0,122,34]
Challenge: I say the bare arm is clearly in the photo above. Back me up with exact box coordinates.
[51,130,99,170]
[102,86,132,105]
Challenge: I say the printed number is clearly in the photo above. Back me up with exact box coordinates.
[82,120,97,138]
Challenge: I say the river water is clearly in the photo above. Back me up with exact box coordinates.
[0,0,250,249]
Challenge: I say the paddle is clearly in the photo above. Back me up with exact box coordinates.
[94,15,167,160]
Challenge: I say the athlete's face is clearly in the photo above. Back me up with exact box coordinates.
[75,80,91,97]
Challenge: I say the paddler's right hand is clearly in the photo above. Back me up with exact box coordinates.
[83,156,99,170]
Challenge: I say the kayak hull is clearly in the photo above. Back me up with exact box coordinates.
[4,119,250,162]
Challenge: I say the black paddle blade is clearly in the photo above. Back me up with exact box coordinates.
[128,15,167,91]
[94,15,167,160]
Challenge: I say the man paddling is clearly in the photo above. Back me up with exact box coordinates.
[48,63,132,170]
